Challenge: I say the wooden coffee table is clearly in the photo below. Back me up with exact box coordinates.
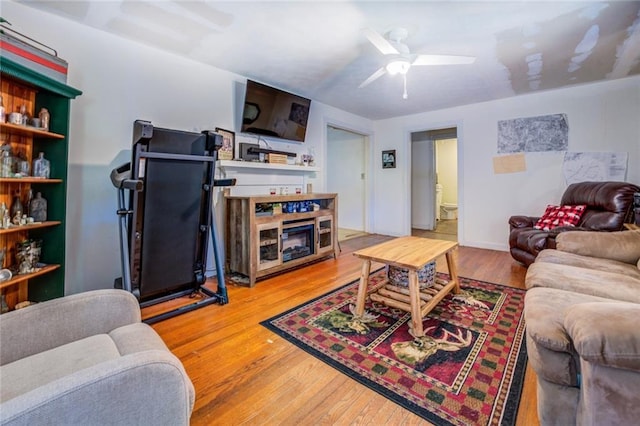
[353,236,460,337]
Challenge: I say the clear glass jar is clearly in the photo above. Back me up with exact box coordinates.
[38,108,50,131]
[0,95,5,123]
[1,151,12,178]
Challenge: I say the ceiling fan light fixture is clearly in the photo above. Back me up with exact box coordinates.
[386,59,411,75]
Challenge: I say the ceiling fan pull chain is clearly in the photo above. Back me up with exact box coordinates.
[403,74,408,99]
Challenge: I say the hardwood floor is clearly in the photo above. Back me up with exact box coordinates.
[412,219,458,242]
[148,234,538,425]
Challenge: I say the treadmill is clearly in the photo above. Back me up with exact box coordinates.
[111,120,233,323]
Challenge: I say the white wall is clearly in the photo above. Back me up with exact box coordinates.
[5,1,372,294]
[373,76,640,250]
[6,2,639,293]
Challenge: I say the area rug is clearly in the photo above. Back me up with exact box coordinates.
[261,269,527,426]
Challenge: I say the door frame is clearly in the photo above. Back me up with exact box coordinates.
[323,119,373,234]
[405,121,464,244]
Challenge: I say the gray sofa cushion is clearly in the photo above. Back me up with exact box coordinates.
[1,335,120,403]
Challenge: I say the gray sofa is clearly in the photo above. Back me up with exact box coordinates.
[0,289,195,425]
[524,229,640,425]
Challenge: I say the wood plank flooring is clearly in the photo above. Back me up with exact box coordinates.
[148,234,537,425]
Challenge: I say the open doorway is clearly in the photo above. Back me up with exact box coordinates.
[326,125,369,241]
[410,128,458,242]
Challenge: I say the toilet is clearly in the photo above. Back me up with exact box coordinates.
[440,203,458,220]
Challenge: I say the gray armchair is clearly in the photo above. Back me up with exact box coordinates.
[0,289,194,425]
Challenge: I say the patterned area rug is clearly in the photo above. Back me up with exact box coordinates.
[261,269,527,426]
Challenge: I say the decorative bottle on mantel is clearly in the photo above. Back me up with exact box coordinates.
[30,192,47,223]
[32,152,50,178]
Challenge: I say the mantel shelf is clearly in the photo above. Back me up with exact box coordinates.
[217,160,320,173]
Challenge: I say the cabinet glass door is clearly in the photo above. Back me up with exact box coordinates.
[316,215,333,255]
[257,222,282,271]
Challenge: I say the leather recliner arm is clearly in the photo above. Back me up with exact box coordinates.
[509,215,539,230]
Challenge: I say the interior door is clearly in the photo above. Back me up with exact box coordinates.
[327,126,366,232]
[411,136,436,230]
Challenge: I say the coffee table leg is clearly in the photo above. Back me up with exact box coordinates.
[354,260,371,317]
[408,269,424,337]
[445,248,460,294]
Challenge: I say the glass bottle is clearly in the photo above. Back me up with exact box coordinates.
[33,152,50,178]
[38,108,50,131]
[10,191,23,223]
[0,95,5,123]
[25,189,33,217]
[0,203,6,229]
[30,192,47,222]
[1,150,12,178]
[0,294,9,314]
[19,104,28,126]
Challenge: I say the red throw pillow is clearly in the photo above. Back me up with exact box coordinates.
[533,204,586,231]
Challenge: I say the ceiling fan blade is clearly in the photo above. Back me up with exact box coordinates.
[363,28,398,55]
[359,67,387,88]
[412,54,476,66]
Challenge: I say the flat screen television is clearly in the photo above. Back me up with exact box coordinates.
[240,79,311,143]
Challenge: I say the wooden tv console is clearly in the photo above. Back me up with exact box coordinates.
[225,193,338,287]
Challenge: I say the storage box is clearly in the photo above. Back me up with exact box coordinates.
[267,153,288,164]
[0,32,68,84]
[387,262,436,289]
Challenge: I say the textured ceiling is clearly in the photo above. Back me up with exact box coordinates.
[16,0,640,120]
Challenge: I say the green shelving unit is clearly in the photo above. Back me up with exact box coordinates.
[0,56,81,306]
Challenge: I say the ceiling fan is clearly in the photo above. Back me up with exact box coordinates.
[359,27,476,99]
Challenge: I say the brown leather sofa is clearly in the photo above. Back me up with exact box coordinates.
[509,181,639,266]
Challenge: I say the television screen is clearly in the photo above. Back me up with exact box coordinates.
[241,80,311,143]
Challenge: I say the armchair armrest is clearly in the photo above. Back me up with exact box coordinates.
[556,229,640,264]
[0,350,195,425]
[0,290,140,365]
[564,302,640,372]
[509,215,538,230]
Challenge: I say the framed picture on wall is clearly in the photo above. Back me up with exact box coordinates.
[382,149,396,169]
[215,127,235,160]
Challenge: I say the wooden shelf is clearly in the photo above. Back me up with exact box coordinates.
[255,208,333,224]
[218,159,320,173]
[0,177,63,183]
[0,264,60,290]
[0,221,61,235]
[0,122,65,139]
